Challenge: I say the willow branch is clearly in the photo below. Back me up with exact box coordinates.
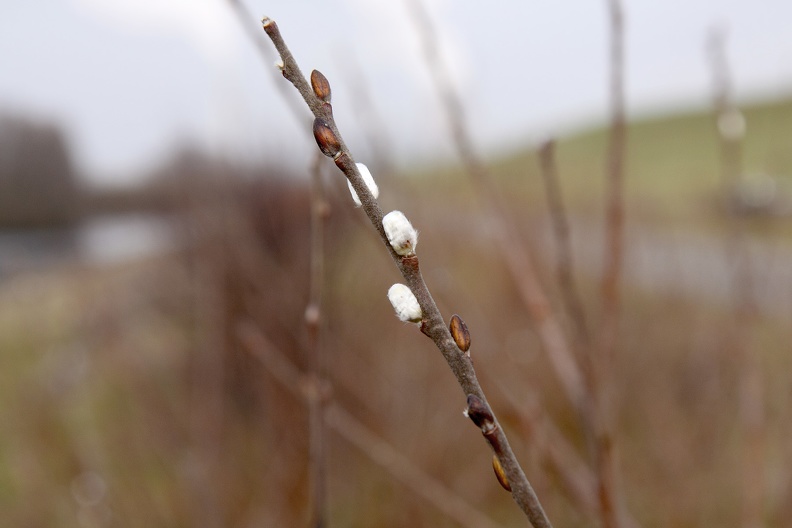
[261,16,552,527]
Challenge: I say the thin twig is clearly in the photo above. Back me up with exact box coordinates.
[237,321,504,528]
[306,151,329,528]
[261,16,552,527]
[225,0,309,126]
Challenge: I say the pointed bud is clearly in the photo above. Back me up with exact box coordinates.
[347,163,379,206]
[387,284,422,323]
[383,211,418,256]
[311,70,332,103]
[492,455,511,492]
[313,118,340,158]
[465,394,496,434]
[449,314,470,352]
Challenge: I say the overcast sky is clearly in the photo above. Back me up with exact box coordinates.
[2,0,791,184]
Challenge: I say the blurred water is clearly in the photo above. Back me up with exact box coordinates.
[76,214,175,265]
[544,217,792,321]
[0,214,175,280]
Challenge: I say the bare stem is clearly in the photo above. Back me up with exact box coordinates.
[261,16,553,527]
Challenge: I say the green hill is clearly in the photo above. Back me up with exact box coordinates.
[487,96,792,231]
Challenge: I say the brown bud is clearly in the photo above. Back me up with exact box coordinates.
[311,70,332,102]
[449,314,470,352]
[313,118,340,158]
[492,455,511,492]
[465,394,495,433]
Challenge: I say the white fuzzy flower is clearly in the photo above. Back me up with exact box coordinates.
[383,210,418,256]
[347,163,379,206]
[387,284,422,323]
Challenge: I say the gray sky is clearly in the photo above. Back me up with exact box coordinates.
[2,0,791,184]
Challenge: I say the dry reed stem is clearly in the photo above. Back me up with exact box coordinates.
[592,2,628,527]
[261,16,552,527]
[237,322,504,528]
[403,0,587,417]
[707,27,766,528]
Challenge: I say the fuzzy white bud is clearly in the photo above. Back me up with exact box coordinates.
[347,163,379,206]
[387,284,422,323]
[383,210,418,256]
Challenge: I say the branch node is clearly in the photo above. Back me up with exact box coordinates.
[465,394,497,435]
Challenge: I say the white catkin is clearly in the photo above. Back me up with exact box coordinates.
[383,210,418,256]
[387,284,422,323]
[347,163,379,206]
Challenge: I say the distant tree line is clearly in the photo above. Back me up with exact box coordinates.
[0,111,304,228]
[0,113,79,228]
